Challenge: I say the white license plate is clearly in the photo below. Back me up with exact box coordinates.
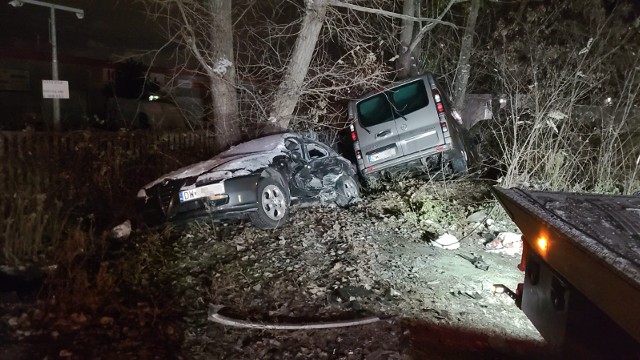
[179,182,225,203]
[368,147,396,162]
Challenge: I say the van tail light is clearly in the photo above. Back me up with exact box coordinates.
[350,124,357,141]
[355,150,362,160]
[432,89,448,133]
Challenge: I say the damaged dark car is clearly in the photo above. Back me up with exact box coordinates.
[136,132,360,229]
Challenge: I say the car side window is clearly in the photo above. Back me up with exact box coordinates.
[305,142,328,160]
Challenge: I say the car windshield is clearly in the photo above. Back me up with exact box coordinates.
[219,134,285,158]
[356,80,429,127]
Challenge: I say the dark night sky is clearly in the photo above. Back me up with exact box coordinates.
[0,1,168,61]
[2,0,640,65]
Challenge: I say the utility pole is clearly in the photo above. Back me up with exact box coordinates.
[8,0,84,131]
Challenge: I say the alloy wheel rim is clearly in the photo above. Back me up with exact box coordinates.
[343,179,356,199]
[261,184,286,221]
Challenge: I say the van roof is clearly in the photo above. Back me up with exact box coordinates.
[352,72,435,103]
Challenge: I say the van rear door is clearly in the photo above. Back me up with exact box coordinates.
[391,77,446,156]
[354,93,405,168]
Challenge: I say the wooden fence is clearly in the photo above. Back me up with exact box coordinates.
[0,130,221,201]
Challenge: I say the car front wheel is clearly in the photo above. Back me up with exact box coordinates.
[335,175,360,207]
[249,177,289,229]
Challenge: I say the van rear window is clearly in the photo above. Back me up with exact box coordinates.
[356,94,394,127]
[356,80,429,127]
[391,81,429,116]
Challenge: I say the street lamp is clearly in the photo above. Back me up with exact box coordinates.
[8,0,84,131]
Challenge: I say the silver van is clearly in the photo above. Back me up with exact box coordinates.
[348,73,473,182]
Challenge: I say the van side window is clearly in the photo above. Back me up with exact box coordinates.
[356,94,394,127]
[391,81,429,116]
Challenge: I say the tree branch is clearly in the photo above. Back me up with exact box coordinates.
[407,0,458,54]
[176,1,215,77]
[326,0,459,28]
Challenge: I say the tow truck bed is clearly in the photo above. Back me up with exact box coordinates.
[492,187,640,351]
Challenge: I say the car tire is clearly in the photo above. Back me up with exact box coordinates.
[249,176,290,229]
[451,153,468,176]
[335,175,360,207]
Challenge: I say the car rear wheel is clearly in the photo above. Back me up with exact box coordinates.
[335,175,360,207]
[249,177,289,229]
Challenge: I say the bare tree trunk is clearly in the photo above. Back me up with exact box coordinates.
[208,0,241,149]
[269,0,328,130]
[516,0,529,22]
[453,0,480,110]
[396,0,416,78]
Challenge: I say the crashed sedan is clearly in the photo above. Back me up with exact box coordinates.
[136,132,360,229]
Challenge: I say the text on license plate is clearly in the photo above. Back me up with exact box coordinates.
[179,182,225,203]
[368,147,396,162]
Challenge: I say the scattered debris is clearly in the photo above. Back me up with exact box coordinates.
[431,233,460,250]
[332,286,373,303]
[466,210,488,223]
[109,219,132,241]
[485,232,523,256]
[458,253,490,271]
[493,284,518,301]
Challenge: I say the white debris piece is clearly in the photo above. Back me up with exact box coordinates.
[485,232,523,256]
[578,38,593,55]
[431,233,460,250]
[547,110,567,120]
[212,57,233,75]
[109,220,131,241]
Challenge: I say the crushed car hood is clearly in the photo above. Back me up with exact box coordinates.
[143,134,289,189]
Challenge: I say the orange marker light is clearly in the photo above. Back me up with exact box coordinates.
[536,236,549,255]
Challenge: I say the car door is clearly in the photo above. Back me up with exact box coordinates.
[283,137,310,198]
[391,77,446,156]
[353,92,404,168]
[297,139,342,196]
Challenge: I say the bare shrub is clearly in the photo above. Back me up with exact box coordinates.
[0,185,68,267]
[480,2,640,193]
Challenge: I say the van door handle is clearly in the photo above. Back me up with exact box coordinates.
[376,130,391,138]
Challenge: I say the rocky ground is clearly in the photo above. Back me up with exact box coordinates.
[0,179,550,359]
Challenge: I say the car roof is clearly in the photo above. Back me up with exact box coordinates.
[221,133,296,157]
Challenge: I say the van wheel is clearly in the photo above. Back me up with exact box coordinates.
[335,175,360,207]
[249,177,289,229]
[450,154,468,176]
